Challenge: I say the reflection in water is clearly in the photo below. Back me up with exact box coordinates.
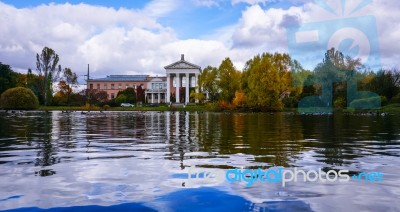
[0,111,399,211]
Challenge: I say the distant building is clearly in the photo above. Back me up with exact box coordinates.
[87,54,201,104]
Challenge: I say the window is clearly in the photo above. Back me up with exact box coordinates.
[97,84,100,90]
[111,93,115,99]
[191,77,196,87]
[173,77,176,87]
[118,83,122,89]
[126,83,129,89]
[104,84,108,89]
[111,84,115,89]
[152,83,164,90]
[90,84,93,89]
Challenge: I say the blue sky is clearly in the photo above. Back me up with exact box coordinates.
[0,0,295,39]
[0,0,398,79]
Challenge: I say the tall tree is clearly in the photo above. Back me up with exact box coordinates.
[36,47,62,105]
[198,66,219,102]
[244,53,293,111]
[217,58,241,102]
[63,68,78,105]
[0,62,18,95]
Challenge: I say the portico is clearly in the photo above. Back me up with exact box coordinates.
[164,55,201,104]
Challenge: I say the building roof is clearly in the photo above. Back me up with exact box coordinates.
[164,54,201,70]
[89,75,149,82]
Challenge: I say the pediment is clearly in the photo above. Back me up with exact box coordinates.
[164,61,201,70]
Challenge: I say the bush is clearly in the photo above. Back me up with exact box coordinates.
[380,96,388,106]
[390,93,400,104]
[349,96,381,109]
[103,105,110,110]
[0,87,39,110]
[333,97,346,109]
[283,96,298,108]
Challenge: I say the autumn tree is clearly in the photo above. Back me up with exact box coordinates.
[243,53,293,111]
[217,58,241,102]
[61,68,78,105]
[136,84,145,104]
[198,66,219,102]
[36,47,62,105]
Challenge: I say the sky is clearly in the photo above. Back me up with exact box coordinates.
[0,0,399,84]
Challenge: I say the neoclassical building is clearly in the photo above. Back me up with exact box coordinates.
[164,54,201,103]
[87,55,201,104]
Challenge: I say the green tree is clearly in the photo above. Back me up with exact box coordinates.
[198,66,219,102]
[0,62,18,95]
[217,58,241,102]
[116,87,136,103]
[244,53,293,111]
[63,68,78,105]
[36,47,62,105]
[366,69,400,101]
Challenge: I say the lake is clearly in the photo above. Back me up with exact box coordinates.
[0,111,399,211]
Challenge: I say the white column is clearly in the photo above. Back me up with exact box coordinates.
[151,93,154,103]
[176,74,180,103]
[185,73,190,104]
[158,93,160,103]
[195,73,199,103]
[166,74,171,103]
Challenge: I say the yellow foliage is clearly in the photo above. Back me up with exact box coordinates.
[233,91,247,107]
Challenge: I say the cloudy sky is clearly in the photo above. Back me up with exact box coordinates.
[0,0,399,83]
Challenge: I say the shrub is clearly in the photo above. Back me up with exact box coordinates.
[103,105,110,110]
[218,100,234,110]
[349,96,381,109]
[333,97,346,109]
[0,87,39,110]
[390,93,400,104]
[380,96,388,106]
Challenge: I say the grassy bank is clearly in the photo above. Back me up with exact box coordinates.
[38,104,208,112]
[33,103,400,113]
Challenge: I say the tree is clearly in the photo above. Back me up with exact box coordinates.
[244,53,293,111]
[232,91,247,108]
[116,87,136,103]
[0,62,18,95]
[87,89,108,106]
[27,68,45,104]
[136,85,145,104]
[63,68,78,105]
[36,47,62,105]
[217,58,241,102]
[198,66,219,102]
[366,69,400,100]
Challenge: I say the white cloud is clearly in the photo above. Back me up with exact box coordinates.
[191,0,221,7]
[143,0,181,17]
[231,0,278,5]
[0,0,399,86]
[229,0,400,70]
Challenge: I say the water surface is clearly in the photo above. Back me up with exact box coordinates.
[0,111,399,211]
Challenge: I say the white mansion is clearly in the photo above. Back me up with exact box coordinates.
[87,55,201,104]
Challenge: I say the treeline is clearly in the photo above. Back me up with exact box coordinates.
[0,47,85,108]
[194,48,400,111]
[0,46,145,109]
[1,46,400,111]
